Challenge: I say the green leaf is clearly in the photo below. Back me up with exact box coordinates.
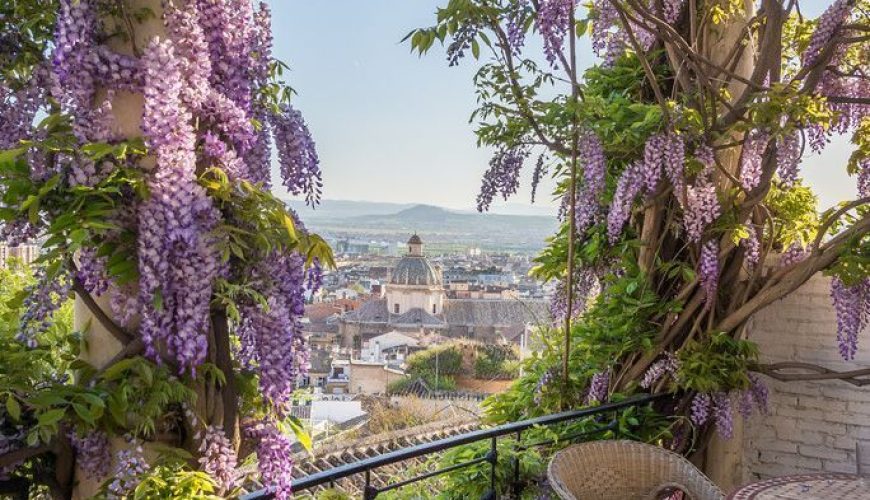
[287,416,313,454]
[38,408,66,426]
[0,146,28,166]
[6,395,21,421]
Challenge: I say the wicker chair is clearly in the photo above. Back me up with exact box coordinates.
[547,440,725,500]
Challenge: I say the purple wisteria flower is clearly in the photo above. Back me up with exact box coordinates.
[585,370,610,404]
[739,133,769,191]
[640,352,679,389]
[831,277,870,361]
[247,420,294,500]
[477,147,529,212]
[712,392,734,439]
[779,241,808,268]
[18,266,73,347]
[536,0,574,67]
[607,162,644,242]
[550,267,600,321]
[776,133,801,188]
[68,429,111,480]
[699,240,719,306]
[106,439,150,499]
[198,426,238,493]
[271,105,322,206]
[138,38,221,373]
[741,224,761,270]
[690,393,711,426]
[801,0,853,69]
[684,178,720,243]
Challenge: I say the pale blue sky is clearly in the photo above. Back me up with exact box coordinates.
[268,1,855,214]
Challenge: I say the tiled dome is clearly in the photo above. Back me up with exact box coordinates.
[390,255,441,286]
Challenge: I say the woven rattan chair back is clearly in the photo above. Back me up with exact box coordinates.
[547,440,725,500]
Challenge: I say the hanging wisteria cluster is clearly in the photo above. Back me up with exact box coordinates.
[198,426,239,494]
[68,429,112,481]
[0,0,329,495]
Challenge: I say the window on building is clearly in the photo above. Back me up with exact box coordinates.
[432,304,437,314]
[394,303,400,314]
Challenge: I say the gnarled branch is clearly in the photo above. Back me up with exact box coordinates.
[755,362,870,387]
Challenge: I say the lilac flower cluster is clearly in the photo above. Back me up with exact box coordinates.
[238,252,308,410]
[447,21,480,67]
[536,0,574,66]
[741,224,761,270]
[247,420,294,500]
[739,133,769,191]
[0,218,37,248]
[77,247,109,296]
[271,105,323,206]
[533,369,555,405]
[831,277,870,360]
[137,38,221,373]
[585,370,610,404]
[306,257,324,295]
[197,0,254,114]
[776,133,801,188]
[801,0,852,69]
[549,267,599,321]
[68,429,111,480]
[699,240,719,306]
[50,0,140,141]
[0,69,45,149]
[737,373,770,419]
[663,133,687,202]
[607,163,644,242]
[779,241,808,268]
[684,178,720,243]
[106,440,150,499]
[712,392,733,439]
[589,0,683,64]
[18,266,73,347]
[640,353,679,389]
[607,132,683,242]
[530,154,547,204]
[574,131,608,232]
[506,0,530,55]
[198,426,238,493]
[477,148,529,212]
[690,393,711,426]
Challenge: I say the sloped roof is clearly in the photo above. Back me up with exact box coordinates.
[392,307,447,328]
[343,298,389,323]
[443,299,549,327]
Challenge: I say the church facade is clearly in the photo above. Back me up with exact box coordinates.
[339,235,548,349]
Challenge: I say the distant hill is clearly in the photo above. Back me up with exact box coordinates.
[285,200,558,253]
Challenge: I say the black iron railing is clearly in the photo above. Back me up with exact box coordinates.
[241,392,667,499]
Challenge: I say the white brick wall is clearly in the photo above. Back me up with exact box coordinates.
[742,273,870,480]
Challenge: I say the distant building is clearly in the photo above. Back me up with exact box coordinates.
[340,235,548,350]
[0,243,39,268]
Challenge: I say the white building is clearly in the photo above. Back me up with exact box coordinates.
[360,330,420,365]
[0,243,39,268]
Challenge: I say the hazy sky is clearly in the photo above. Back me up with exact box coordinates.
[267,1,855,214]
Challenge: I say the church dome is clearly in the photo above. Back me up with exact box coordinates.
[390,255,442,286]
[408,234,422,245]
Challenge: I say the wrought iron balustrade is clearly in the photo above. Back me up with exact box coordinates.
[241,393,667,499]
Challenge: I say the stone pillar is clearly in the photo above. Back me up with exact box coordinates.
[72,2,164,497]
